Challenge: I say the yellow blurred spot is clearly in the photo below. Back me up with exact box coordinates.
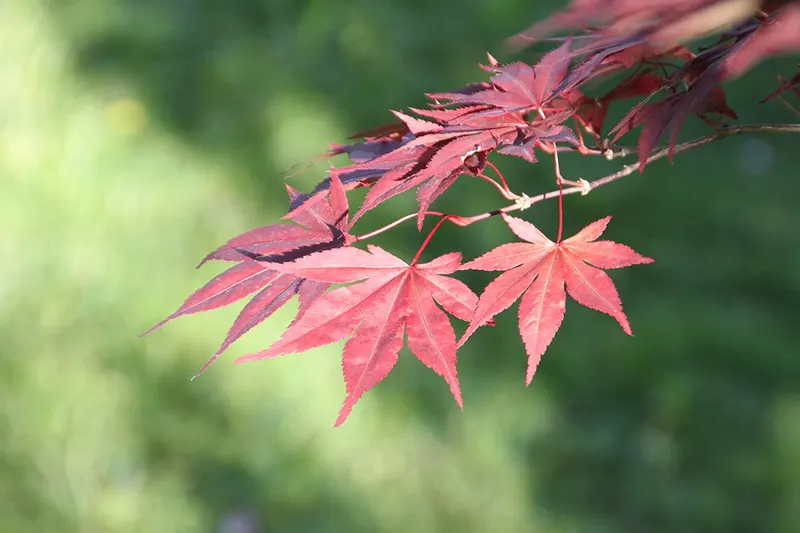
[106,98,148,135]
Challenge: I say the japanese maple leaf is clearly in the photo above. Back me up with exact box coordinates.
[144,174,352,377]
[428,40,573,114]
[236,246,480,426]
[459,214,654,383]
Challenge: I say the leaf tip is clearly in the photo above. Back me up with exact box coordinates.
[192,352,222,380]
[525,355,542,386]
[618,314,633,336]
[234,349,269,364]
[449,379,464,410]
[140,316,171,337]
[334,402,354,427]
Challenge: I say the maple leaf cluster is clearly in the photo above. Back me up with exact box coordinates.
[512,0,800,79]
[148,171,651,425]
[509,0,800,168]
[147,1,799,425]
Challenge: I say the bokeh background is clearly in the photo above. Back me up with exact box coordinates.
[2,1,799,532]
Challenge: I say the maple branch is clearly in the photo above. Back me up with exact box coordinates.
[595,124,800,161]
[356,124,799,251]
[551,142,644,161]
[586,123,800,190]
[438,122,800,227]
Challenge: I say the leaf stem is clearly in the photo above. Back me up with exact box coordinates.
[353,211,447,242]
[485,160,513,193]
[553,149,564,242]
[411,216,452,265]
[557,176,564,244]
[476,173,519,200]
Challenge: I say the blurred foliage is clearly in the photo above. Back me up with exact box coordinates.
[1,0,799,532]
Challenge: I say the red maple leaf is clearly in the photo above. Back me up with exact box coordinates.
[236,246,480,426]
[459,214,654,383]
[428,40,574,112]
[144,174,353,377]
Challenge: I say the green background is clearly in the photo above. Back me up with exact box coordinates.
[2,1,798,532]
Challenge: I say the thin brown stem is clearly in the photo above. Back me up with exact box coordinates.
[596,124,799,161]
[552,145,585,188]
[587,123,800,191]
